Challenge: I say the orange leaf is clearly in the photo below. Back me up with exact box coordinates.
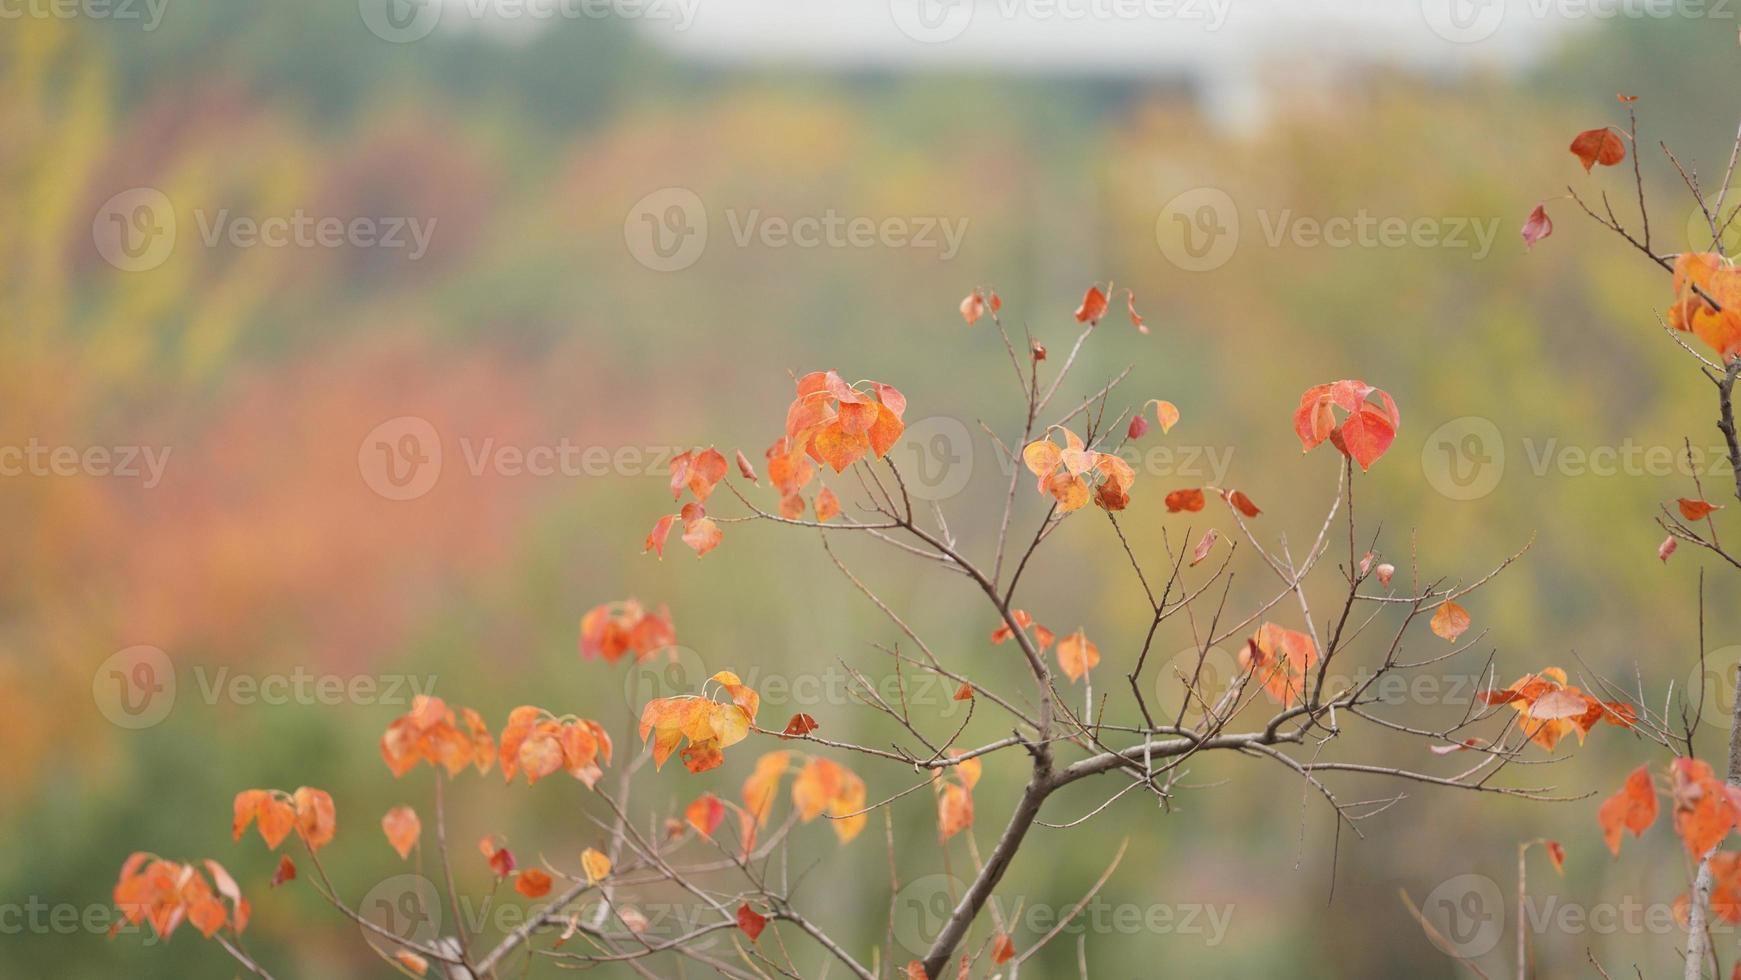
[953,682,974,701]
[518,732,565,785]
[1545,840,1565,874]
[938,782,974,841]
[670,447,728,502]
[742,752,791,825]
[234,790,298,851]
[1597,764,1658,855]
[1164,488,1205,513]
[382,807,421,860]
[737,902,768,941]
[1673,757,1740,859]
[1239,623,1319,707]
[1667,253,1741,357]
[992,934,1016,964]
[1680,498,1722,521]
[514,869,552,899]
[686,794,727,837]
[1430,602,1471,642]
[1056,629,1100,683]
[643,514,678,558]
[781,713,819,738]
[1154,400,1180,433]
[679,502,722,557]
[793,757,844,821]
[395,951,430,976]
[734,449,759,484]
[1074,285,1108,324]
[681,741,725,773]
[1569,127,1626,171]
[188,897,226,938]
[815,487,841,523]
[1125,290,1147,334]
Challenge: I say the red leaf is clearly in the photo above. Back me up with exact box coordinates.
[992,934,1016,964]
[1338,405,1396,471]
[1226,489,1261,518]
[1126,414,1149,440]
[1545,840,1566,874]
[737,903,768,941]
[1660,536,1679,562]
[271,855,296,887]
[953,682,974,701]
[781,713,819,738]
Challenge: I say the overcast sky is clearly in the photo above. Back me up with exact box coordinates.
[433,0,1594,126]
[637,0,1570,71]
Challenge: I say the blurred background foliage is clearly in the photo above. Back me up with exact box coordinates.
[4,5,1741,977]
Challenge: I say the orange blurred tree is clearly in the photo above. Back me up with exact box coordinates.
[110,278,1650,979]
